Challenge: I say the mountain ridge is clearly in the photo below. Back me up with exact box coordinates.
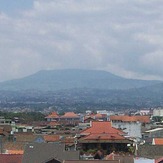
[0,69,161,91]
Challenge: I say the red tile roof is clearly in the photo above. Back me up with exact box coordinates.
[61,112,79,118]
[93,113,103,119]
[0,154,23,163]
[110,115,150,123]
[81,133,125,141]
[80,122,124,135]
[45,112,59,119]
[153,138,163,145]
[84,117,96,123]
[6,150,24,154]
[44,135,61,142]
[79,122,127,142]
[48,121,60,126]
[62,137,75,146]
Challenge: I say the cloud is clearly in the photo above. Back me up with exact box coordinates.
[0,0,163,81]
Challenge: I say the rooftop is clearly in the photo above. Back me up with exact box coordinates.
[110,115,150,123]
[153,138,163,145]
[0,154,22,163]
[45,112,59,119]
[61,112,79,118]
[80,122,124,135]
[145,128,163,133]
[44,135,61,142]
[79,122,129,143]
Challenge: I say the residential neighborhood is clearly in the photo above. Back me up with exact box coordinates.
[0,108,163,163]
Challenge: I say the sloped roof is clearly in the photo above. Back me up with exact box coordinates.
[0,154,22,163]
[61,136,75,146]
[45,112,59,119]
[44,135,61,142]
[6,150,24,154]
[110,115,150,123]
[79,122,129,143]
[61,112,79,118]
[84,117,96,122]
[23,143,80,163]
[14,133,38,142]
[153,138,163,145]
[93,113,107,119]
[80,122,124,135]
[3,142,26,151]
[81,133,125,141]
[137,145,163,159]
[64,161,119,163]
[48,121,60,126]
[106,154,134,163]
[0,125,12,133]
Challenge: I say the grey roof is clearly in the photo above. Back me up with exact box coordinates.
[64,161,119,163]
[22,143,80,163]
[137,144,163,159]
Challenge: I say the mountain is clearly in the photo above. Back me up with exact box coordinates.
[0,69,161,91]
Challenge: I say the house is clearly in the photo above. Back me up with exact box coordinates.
[0,125,12,138]
[110,115,150,138]
[0,116,12,125]
[92,113,107,121]
[47,121,61,129]
[139,110,151,116]
[13,124,34,133]
[110,115,150,124]
[61,136,76,151]
[111,120,142,138]
[153,108,163,117]
[22,143,80,163]
[3,133,45,154]
[60,112,80,126]
[45,112,60,122]
[84,117,96,123]
[84,113,107,122]
[78,122,91,130]
[78,121,132,154]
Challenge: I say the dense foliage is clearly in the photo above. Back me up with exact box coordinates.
[0,111,45,122]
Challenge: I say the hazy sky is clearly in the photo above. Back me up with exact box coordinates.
[0,0,163,81]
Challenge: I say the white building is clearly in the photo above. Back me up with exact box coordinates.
[153,108,163,116]
[97,110,114,116]
[139,110,150,116]
[112,121,142,138]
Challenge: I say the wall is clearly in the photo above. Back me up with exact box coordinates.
[112,121,142,138]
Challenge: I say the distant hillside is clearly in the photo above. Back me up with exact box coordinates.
[0,69,161,91]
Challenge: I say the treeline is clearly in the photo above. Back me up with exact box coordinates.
[0,111,45,123]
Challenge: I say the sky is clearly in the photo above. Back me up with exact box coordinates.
[0,0,163,81]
